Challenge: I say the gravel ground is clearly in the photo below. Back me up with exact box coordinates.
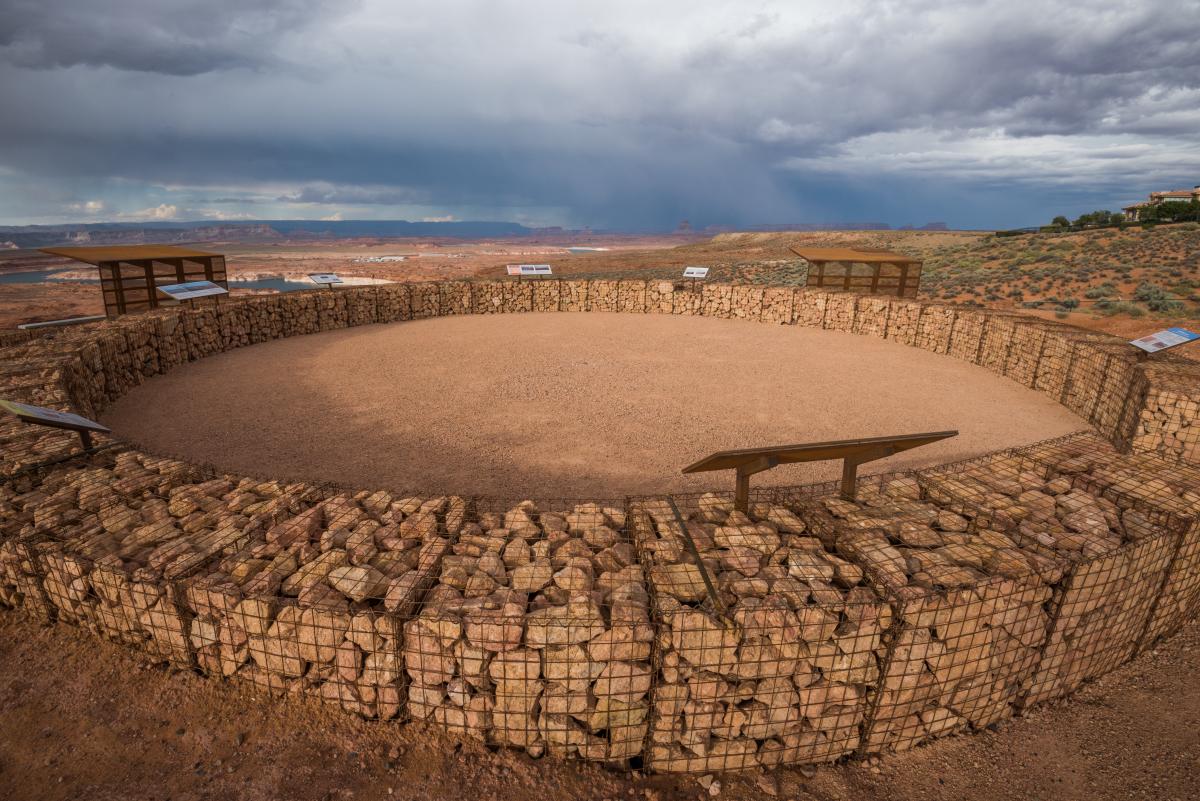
[1,613,1196,801]
[102,313,1086,498]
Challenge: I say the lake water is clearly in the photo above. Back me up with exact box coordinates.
[0,270,314,293]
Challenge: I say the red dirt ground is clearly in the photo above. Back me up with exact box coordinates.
[100,314,1086,498]
[1,612,1196,801]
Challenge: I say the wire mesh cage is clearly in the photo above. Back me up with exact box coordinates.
[915,443,1184,707]
[404,498,649,763]
[1,448,225,665]
[183,489,461,720]
[6,280,1200,778]
[988,432,1200,649]
[632,491,888,773]
[775,476,1057,753]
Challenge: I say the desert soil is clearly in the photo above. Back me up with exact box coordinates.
[100,313,1085,498]
[1,611,1196,801]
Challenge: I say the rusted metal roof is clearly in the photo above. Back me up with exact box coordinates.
[789,246,921,264]
[39,245,222,265]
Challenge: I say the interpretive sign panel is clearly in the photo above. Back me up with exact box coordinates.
[0,398,110,450]
[157,280,228,301]
[683,266,710,279]
[1130,327,1200,354]
[506,264,553,276]
[309,273,343,285]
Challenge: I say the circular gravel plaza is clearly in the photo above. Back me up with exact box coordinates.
[102,312,1086,497]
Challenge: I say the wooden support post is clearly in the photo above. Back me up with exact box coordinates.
[840,444,896,499]
[143,261,158,310]
[112,262,126,315]
[733,455,778,512]
[840,458,859,500]
[79,429,93,450]
[735,471,750,513]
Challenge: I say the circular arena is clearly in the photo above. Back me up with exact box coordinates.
[2,278,1200,776]
[101,313,1084,497]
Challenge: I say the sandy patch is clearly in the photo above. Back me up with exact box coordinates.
[102,313,1087,497]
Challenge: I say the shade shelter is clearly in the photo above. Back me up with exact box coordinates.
[40,245,228,317]
[790,246,922,297]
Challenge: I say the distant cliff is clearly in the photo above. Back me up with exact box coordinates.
[0,219,534,248]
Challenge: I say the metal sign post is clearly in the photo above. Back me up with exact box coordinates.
[682,430,958,511]
[0,399,111,451]
[683,265,709,294]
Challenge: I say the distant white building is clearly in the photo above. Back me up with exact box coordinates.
[1123,184,1200,220]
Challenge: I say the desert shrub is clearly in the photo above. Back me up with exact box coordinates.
[1098,301,1145,318]
[1084,284,1117,299]
[1133,282,1183,311]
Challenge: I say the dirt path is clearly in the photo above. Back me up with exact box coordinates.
[1,613,1196,801]
[101,314,1085,498]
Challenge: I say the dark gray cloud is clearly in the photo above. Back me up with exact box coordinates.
[0,0,348,75]
[0,1,1197,228]
[278,184,430,205]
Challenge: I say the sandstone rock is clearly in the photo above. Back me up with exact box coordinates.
[650,563,708,603]
[328,565,387,602]
[511,560,554,593]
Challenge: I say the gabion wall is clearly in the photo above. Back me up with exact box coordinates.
[3,280,1200,774]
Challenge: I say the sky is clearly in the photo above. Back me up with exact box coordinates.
[0,0,1198,230]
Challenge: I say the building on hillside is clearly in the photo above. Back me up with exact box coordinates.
[1123,185,1200,220]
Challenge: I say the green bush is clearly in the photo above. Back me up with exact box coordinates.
[1084,283,1118,299]
[1098,301,1145,318]
[1132,281,1183,311]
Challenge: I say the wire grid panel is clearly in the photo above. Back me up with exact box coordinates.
[760,287,796,324]
[0,466,61,623]
[915,454,1180,707]
[884,300,922,347]
[821,292,857,332]
[532,279,562,312]
[404,499,650,763]
[789,289,827,329]
[560,280,590,313]
[1004,433,1200,648]
[1132,362,1200,462]
[183,490,462,720]
[946,308,987,363]
[645,279,676,314]
[0,412,88,477]
[700,284,734,318]
[2,448,252,667]
[634,492,889,773]
[670,281,704,316]
[777,478,1054,756]
[1030,330,1108,405]
[914,304,957,354]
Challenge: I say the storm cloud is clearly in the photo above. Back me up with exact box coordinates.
[0,0,1197,228]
